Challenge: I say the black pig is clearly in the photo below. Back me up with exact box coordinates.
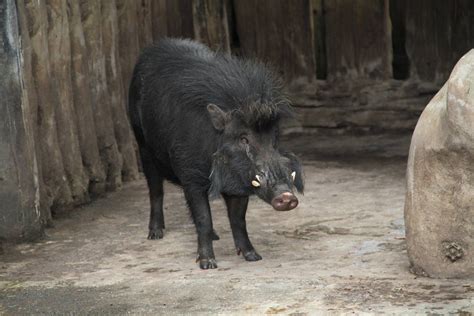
[129,38,304,269]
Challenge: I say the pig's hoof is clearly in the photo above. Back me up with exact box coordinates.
[147,228,164,240]
[199,258,218,269]
[211,230,220,241]
[243,250,262,262]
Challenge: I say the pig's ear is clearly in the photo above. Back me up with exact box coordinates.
[291,161,304,194]
[281,150,304,194]
[207,104,228,131]
[293,168,304,194]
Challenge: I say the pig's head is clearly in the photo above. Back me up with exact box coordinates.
[208,102,304,211]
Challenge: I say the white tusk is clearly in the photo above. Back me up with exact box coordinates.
[251,180,261,188]
[255,175,261,182]
[291,171,296,181]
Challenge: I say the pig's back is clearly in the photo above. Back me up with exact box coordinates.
[135,38,281,116]
[129,38,283,185]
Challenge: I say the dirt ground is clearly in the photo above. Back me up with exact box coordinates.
[1,134,473,315]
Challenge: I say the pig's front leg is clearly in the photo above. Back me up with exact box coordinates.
[223,195,262,262]
[184,189,217,269]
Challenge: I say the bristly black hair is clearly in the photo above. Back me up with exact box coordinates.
[132,38,299,194]
[224,55,294,130]
[142,38,293,129]
[235,99,294,131]
[208,145,254,198]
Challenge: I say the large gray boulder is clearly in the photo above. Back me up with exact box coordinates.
[405,50,474,278]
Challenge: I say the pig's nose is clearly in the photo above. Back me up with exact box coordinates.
[271,192,298,211]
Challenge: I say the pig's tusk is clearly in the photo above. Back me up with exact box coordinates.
[251,180,261,187]
[291,171,296,181]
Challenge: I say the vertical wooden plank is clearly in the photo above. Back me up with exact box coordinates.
[24,0,73,212]
[67,0,107,196]
[137,0,154,50]
[449,0,474,67]
[17,0,51,224]
[234,0,315,81]
[324,0,355,78]
[165,0,181,37]
[102,0,139,182]
[284,0,316,80]
[324,0,392,80]
[151,0,168,41]
[224,0,238,51]
[166,0,194,38]
[233,0,257,56]
[405,0,440,83]
[389,0,410,80]
[405,0,474,84]
[254,0,283,71]
[46,0,89,205]
[192,0,230,52]
[312,0,327,79]
[116,0,141,99]
[0,0,43,240]
[80,0,123,191]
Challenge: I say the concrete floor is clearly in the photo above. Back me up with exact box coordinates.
[1,134,473,315]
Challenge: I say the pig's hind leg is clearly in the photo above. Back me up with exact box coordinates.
[223,195,262,262]
[139,148,165,240]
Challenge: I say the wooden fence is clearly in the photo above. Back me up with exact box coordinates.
[1,0,474,241]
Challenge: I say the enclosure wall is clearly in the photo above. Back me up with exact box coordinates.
[1,0,474,241]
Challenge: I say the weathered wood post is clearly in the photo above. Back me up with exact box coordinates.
[0,0,43,240]
[101,0,139,181]
[405,50,474,278]
[324,0,392,80]
[67,0,107,196]
[405,0,474,86]
[151,0,168,41]
[80,0,123,191]
[137,0,154,50]
[46,0,89,205]
[233,0,315,81]
[17,0,51,224]
[192,0,231,53]
[116,0,141,104]
[24,0,74,212]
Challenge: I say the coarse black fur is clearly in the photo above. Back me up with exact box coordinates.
[129,38,304,269]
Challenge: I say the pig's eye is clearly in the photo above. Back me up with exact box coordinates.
[240,135,249,144]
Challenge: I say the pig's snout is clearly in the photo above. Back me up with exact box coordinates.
[271,192,298,211]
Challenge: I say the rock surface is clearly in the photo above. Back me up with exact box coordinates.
[405,50,474,278]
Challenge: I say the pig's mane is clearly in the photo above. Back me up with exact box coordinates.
[149,38,294,130]
[200,49,295,129]
[226,58,294,129]
[237,98,293,129]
